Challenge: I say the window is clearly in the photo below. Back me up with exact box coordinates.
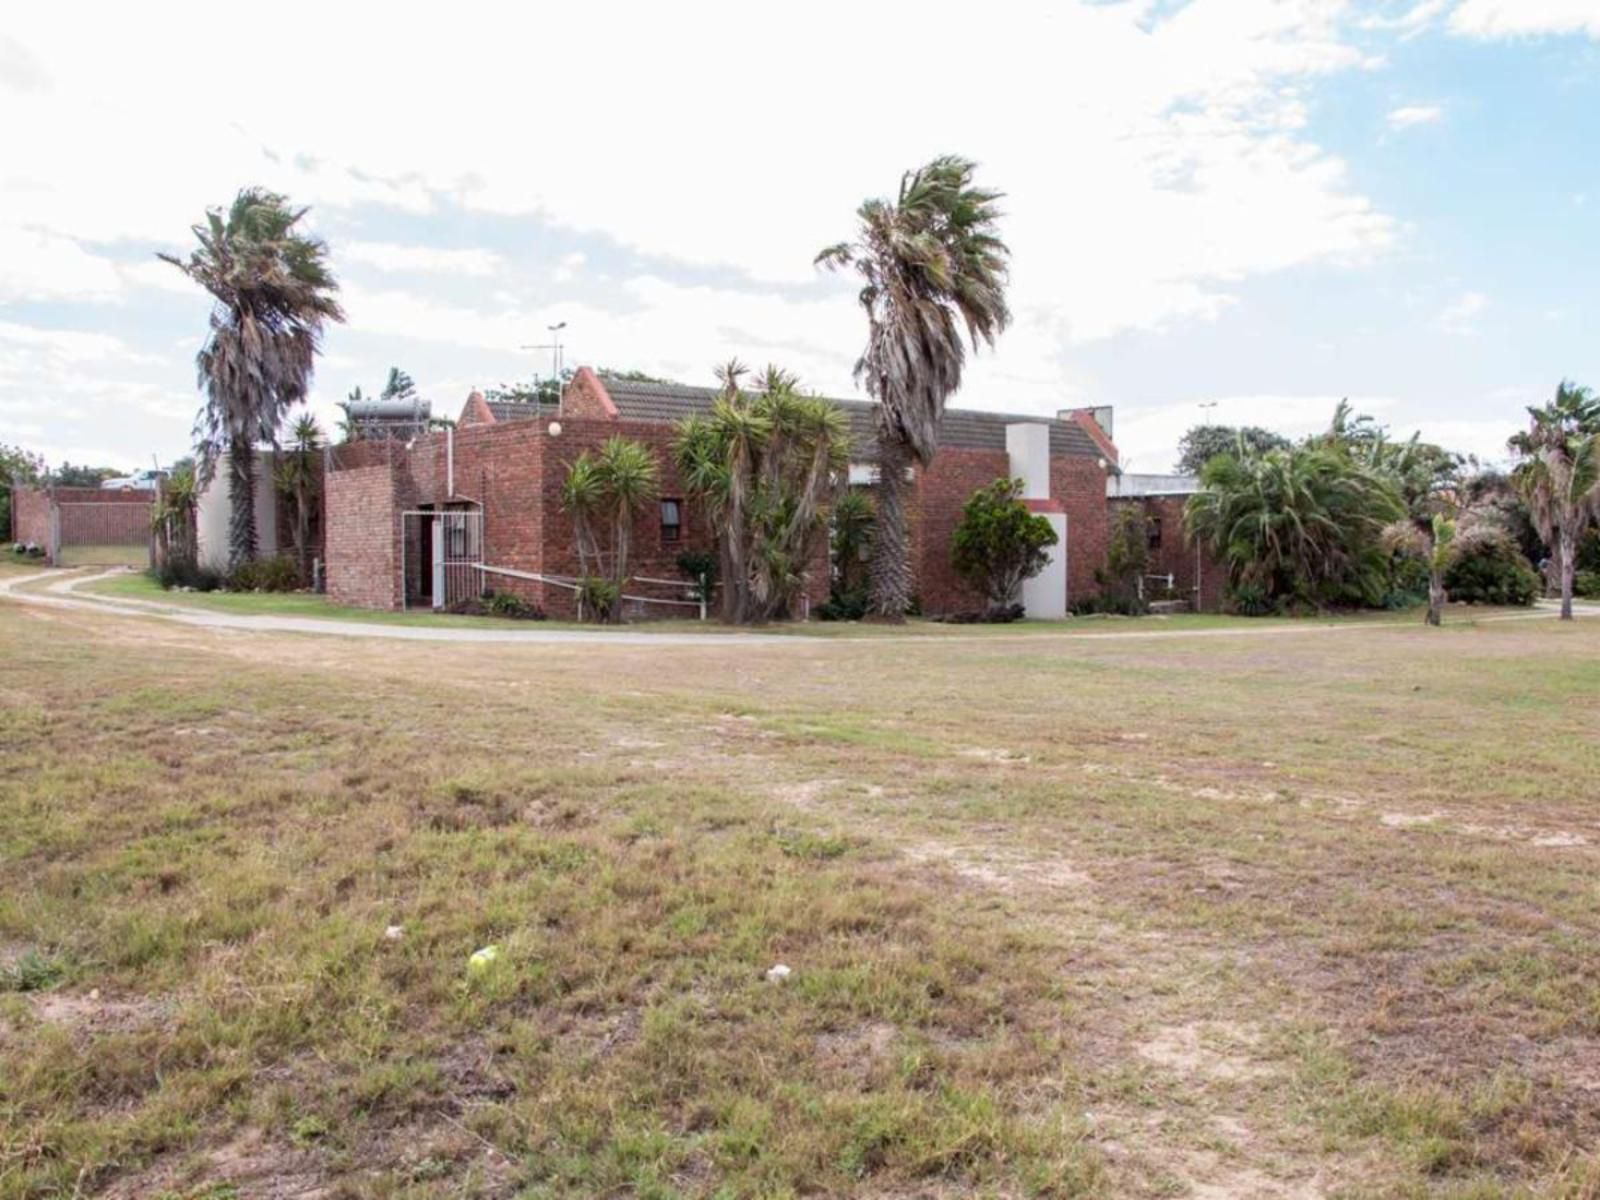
[1148,516,1163,550]
[660,498,683,543]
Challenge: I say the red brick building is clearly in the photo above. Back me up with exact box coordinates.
[323,367,1133,618]
[1106,474,1226,612]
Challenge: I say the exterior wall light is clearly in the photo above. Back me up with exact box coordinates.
[547,421,563,437]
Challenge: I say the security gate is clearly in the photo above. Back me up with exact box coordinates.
[401,509,482,609]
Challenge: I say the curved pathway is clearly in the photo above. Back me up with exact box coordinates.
[1,566,1594,647]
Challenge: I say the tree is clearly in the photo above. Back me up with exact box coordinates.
[829,490,876,609]
[160,188,343,570]
[1102,505,1152,611]
[1508,381,1600,620]
[817,155,1010,619]
[1185,437,1403,613]
[674,362,850,623]
[153,462,200,571]
[1175,425,1289,475]
[950,478,1058,619]
[275,412,323,585]
[560,437,659,623]
[1364,433,1463,626]
[380,367,417,402]
[1,443,45,541]
[53,463,119,488]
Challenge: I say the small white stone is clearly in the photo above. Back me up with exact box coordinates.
[88,988,101,1002]
[766,963,791,982]
[384,925,405,941]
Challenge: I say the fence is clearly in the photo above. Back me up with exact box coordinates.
[10,487,153,567]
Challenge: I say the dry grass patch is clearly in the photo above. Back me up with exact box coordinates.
[1,600,1597,1196]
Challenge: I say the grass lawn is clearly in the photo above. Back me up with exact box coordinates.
[77,567,1514,640]
[1,597,1597,1197]
[52,544,151,570]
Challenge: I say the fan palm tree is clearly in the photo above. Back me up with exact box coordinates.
[160,189,343,570]
[1509,381,1600,619]
[817,155,1010,619]
[275,412,323,585]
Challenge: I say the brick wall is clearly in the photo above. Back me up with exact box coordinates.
[9,486,153,562]
[11,487,50,547]
[1052,457,1113,606]
[909,449,1114,616]
[1110,494,1225,612]
[325,465,400,609]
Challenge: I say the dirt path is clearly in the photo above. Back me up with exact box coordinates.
[2,566,1594,648]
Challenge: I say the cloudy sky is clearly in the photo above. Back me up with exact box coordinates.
[3,0,1597,474]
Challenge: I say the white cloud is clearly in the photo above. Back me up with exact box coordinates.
[1437,290,1489,334]
[1449,0,1600,39]
[1,0,1394,348]
[1358,1,1451,37]
[1386,104,1445,129]
[341,241,503,277]
[0,228,122,303]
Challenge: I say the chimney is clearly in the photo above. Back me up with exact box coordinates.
[1059,405,1113,440]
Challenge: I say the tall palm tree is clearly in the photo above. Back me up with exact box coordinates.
[817,155,1010,619]
[160,189,343,570]
[1509,381,1600,619]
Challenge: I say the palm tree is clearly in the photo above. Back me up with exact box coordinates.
[1185,439,1402,612]
[275,412,323,585]
[817,156,1010,619]
[152,462,200,570]
[675,364,849,623]
[1368,433,1463,626]
[560,438,658,622]
[1509,381,1600,619]
[160,189,343,570]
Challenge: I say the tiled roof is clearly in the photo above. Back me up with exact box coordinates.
[594,379,1107,460]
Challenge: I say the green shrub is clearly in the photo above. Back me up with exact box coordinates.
[1575,570,1600,600]
[1443,527,1540,606]
[486,590,543,620]
[819,586,870,621]
[155,560,224,592]
[1226,581,1276,617]
[578,576,620,622]
[1071,591,1147,617]
[227,555,301,593]
[675,549,718,602]
[950,478,1058,618]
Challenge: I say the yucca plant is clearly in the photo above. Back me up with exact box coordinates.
[160,189,343,569]
[817,156,1010,619]
[674,363,849,623]
[1509,381,1600,619]
[560,438,658,622]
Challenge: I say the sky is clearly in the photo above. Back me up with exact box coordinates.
[2,0,1597,475]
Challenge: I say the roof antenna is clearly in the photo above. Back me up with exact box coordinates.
[521,321,568,416]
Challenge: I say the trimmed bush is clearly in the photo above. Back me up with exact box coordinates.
[1575,570,1600,600]
[1443,526,1540,607]
[227,555,301,593]
[154,561,224,592]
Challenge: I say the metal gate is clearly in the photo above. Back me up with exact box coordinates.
[401,509,483,609]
